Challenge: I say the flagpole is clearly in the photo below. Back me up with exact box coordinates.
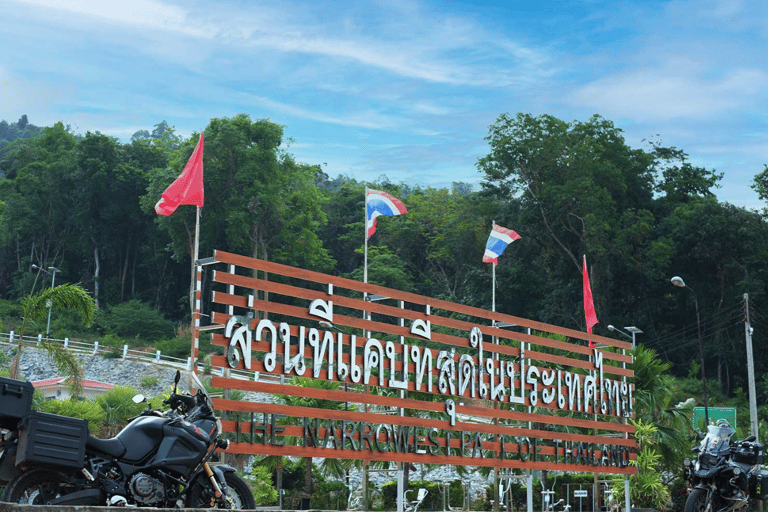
[364,187,368,288]
[362,187,370,510]
[491,220,496,316]
[191,205,201,375]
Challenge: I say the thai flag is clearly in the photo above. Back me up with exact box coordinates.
[482,223,521,264]
[366,189,408,238]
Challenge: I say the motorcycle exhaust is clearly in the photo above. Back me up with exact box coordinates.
[47,488,106,505]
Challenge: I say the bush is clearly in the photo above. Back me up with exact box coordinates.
[250,465,278,505]
[0,299,22,321]
[41,398,105,433]
[141,376,159,388]
[156,335,192,359]
[312,480,348,510]
[381,479,460,511]
[95,385,145,436]
[95,300,175,343]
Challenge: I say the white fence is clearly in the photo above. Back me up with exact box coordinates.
[0,331,255,381]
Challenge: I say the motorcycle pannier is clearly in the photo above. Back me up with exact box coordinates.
[733,441,764,465]
[16,411,87,468]
[0,376,34,429]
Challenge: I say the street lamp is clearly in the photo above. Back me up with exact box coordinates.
[31,265,59,337]
[671,276,709,427]
[606,325,643,348]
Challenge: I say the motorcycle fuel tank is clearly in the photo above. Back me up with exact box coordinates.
[150,420,210,474]
[116,416,168,463]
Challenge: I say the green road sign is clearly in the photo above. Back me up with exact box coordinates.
[692,407,736,430]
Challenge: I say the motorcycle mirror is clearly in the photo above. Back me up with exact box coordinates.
[132,394,146,404]
[173,370,181,393]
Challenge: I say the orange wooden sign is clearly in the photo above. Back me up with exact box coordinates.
[199,250,636,475]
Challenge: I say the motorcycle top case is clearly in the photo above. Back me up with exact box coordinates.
[733,441,764,465]
[0,376,34,430]
[16,411,87,468]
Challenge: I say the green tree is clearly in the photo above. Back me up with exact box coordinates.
[0,123,78,287]
[653,144,723,206]
[477,113,659,328]
[144,115,333,317]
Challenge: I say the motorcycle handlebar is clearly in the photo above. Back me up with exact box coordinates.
[164,393,197,412]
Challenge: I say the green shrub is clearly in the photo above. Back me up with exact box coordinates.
[95,300,174,342]
[381,479,459,511]
[156,335,191,359]
[101,333,125,348]
[95,385,145,436]
[140,376,159,388]
[42,398,105,433]
[312,480,348,510]
[250,465,278,505]
[0,299,22,320]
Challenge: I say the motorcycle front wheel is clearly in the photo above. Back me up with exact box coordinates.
[685,488,711,512]
[0,469,71,504]
[186,471,256,509]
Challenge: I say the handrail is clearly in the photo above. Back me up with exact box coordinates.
[0,331,261,382]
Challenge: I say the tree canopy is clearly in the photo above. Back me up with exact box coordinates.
[1,111,767,412]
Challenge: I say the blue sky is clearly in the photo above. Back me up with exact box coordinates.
[2,0,766,208]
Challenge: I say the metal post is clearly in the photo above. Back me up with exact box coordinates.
[744,293,758,440]
[43,267,58,337]
[527,473,533,512]
[672,277,709,426]
[624,478,630,512]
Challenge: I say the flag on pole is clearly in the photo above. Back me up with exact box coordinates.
[155,134,205,216]
[583,254,599,345]
[482,223,521,264]
[366,188,408,238]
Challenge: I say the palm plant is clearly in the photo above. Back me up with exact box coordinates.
[9,283,97,398]
[631,344,694,477]
[278,376,355,496]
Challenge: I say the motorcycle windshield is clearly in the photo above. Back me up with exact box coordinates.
[189,371,216,413]
[701,423,735,457]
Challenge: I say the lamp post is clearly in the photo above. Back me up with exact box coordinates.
[31,265,59,337]
[671,276,709,427]
[606,325,643,348]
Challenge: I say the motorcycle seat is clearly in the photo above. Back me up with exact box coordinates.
[87,434,127,458]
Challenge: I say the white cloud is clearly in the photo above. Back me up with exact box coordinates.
[238,93,406,131]
[13,0,211,37]
[0,66,63,114]
[568,65,768,121]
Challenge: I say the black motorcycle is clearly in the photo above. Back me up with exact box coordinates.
[683,420,768,512]
[0,371,255,509]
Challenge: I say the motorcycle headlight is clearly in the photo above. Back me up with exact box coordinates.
[733,467,741,476]
[684,457,691,467]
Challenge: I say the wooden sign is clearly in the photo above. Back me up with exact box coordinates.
[198,250,636,474]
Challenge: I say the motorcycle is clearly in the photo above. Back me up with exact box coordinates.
[683,419,768,512]
[0,370,255,509]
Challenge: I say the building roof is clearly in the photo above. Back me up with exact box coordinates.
[32,377,115,390]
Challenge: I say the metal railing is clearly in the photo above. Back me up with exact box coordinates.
[0,331,257,382]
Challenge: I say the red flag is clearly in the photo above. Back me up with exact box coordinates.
[583,255,599,344]
[155,134,204,216]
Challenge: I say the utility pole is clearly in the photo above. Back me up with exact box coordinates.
[744,293,758,440]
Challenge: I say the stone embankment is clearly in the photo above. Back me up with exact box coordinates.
[3,344,185,396]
